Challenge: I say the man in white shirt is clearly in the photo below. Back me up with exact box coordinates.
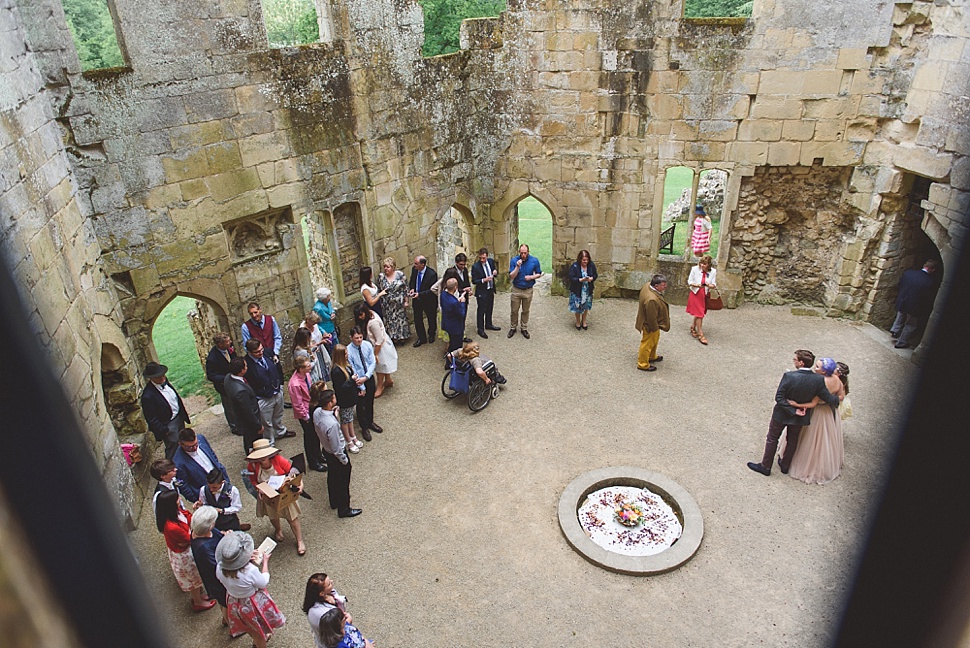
[313,389,361,518]
[347,327,382,440]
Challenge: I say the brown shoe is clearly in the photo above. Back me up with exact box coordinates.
[361,428,373,442]
[238,523,252,532]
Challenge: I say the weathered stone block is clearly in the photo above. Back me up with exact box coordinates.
[803,96,859,119]
[729,141,769,165]
[205,142,243,172]
[162,148,210,183]
[750,98,802,120]
[208,168,261,203]
[911,61,948,92]
[738,119,782,142]
[239,133,287,167]
[802,70,844,95]
[759,69,801,94]
[893,146,953,180]
[767,142,800,165]
[837,48,870,70]
[699,120,738,141]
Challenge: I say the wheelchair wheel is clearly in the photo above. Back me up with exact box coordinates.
[467,378,492,411]
[441,372,461,399]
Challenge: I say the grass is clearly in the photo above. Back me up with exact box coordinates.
[152,296,216,403]
[516,196,552,271]
[662,167,720,258]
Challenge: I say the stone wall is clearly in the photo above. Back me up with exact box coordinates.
[1,0,138,526]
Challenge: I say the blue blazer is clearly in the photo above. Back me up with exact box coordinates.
[172,434,230,500]
[896,268,935,317]
[441,291,467,336]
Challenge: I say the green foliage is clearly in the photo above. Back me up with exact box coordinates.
[62,0,125,71]
[152,297,215,403]
[263,0,319,47]
[684,0,752,18]
[420,0,506,57]
[516,197,552,272]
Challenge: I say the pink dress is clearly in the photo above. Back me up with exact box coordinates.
[691,218,712,255]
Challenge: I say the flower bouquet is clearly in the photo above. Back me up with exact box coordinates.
[614,500,645,527]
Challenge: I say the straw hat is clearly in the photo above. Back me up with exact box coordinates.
[215,531,254,571]
[246,439,280,461]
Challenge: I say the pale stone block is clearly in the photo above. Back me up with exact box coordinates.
[645,71,680,93]
[767,141,800,165]
[687,141,726,161]
[723,94,751,119]
[658,139,683,159]
[145,184,181,210]
[950,155,970,191]
[857,95,885,118]
[814,120,843,141]
[803,96,859,119]
[738,119,782,141]
[239,134,287,167]
[646,94,683,119]
[802,70,843,95]
[670,120,699,141]
[534,158,562,182]
[236,85,278,114]
[162,148,210,183]
[728,141,769,165]
[911,61,948,92]
[763,28,794,49]
[893,146,953,180]
[205,142,242,172]
[850,71,887,94]
[759,69,801,94]
[699,120,739,141]
[837,48,870,70]
[782,119,815,141]
[267,182,304,208]
[928,35,966,62]
[750,98,802,120]
[573,32,598,50]
[256,162,275,187]
[180,179,208,201]
[929,182,952,206]
[822,141,865,165]
[208,168,261,203]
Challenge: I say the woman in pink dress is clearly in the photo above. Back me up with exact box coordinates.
[690,205,712,256]
[685,255,716,345]
[786,357,846,485]
[216,531,285,648]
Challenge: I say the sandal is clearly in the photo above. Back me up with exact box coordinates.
[690,327,698,338]
[297,543,307,556]
[698,335,708,345]
[273,532,285,543]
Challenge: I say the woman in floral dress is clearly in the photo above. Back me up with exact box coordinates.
[376,257,411,342]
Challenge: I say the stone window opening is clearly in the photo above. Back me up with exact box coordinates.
[435,204,475,273]
[260,0,334,47]
[61,0,132,74]
[331,202,365,302]
[659,166,726,261]
[301,210,341,308]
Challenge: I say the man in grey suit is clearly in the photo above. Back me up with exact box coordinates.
[747,349,841,476]
[223,357,264,454]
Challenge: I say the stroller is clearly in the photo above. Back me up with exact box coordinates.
[441,354,503,412]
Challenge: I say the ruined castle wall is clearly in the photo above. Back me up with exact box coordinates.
[1,0,138,526]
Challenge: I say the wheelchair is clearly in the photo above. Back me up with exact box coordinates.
[441,355,502,412]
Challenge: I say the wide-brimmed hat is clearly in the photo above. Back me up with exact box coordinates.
[215,531,254,571]
[246,439,280,461]
[143,362,168,379]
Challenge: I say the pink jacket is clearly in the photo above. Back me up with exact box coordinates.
[287,371,312,421]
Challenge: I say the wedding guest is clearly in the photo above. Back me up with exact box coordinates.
[300,311,332,382]
[317,607,373,648]
[686,254,717,345]
[440,277,467,356]
[347,326,382,438]
[568,250,597,330]
[690,204,712,256]
[245,439,307,555]
[304,572,351,648]
[216,531,285,648]
[189,506,235,635]
[471,247,501,338]
[199,468,247,532]
[312,387,362,518]
[313,288,337,355]
[289,354,328,472]
[353,302,397,398]
[784,357,846,485]
[377,257,411,342]
[328,344,362,452]
[155,489,214,612]
[508,244,542,339]
[358,266,385,318]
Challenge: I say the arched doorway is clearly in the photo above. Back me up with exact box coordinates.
[436,204,474,272]
[513,196,552,272]
[149,296,221,409]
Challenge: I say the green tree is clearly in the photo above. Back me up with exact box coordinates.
[263,0,319,47]
[62,0,126,71]
[420,0,506,57]
[683,0,752,18]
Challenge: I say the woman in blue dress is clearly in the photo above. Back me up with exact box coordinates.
[568,249,597,330]
[317,607,373,648]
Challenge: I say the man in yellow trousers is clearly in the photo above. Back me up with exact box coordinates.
[635,274,670,372]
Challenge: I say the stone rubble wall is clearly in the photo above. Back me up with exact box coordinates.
[1,0,139,526]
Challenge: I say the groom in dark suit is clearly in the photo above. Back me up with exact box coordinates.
[471,247,502,338]
[408,255,439,347]
[747,349,841,476]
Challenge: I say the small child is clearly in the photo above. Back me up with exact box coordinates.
[199,468,247,532]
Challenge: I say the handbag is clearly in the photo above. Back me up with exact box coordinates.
[705,287,724,311]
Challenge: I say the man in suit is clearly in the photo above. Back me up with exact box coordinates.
[244,339,293,445]
[452,253,473,342]
[172,428,249,531]
[140,361,190,459]
[635,274,670,372]
[890,259,938,349]
[747,349,842,476]
[240,302,284,382]
[224,357,264,454]
[471,247,502,338]
[205,332,239,436]
[408,255,439,347]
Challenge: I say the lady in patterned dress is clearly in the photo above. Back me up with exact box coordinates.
[567,249,597,330]
[155,489,216,612]
[377,257,411,342]
[317,607,373,648]
[690,205,712,256]
[215,531,286,648]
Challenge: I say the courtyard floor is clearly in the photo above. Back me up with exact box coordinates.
[129,288,918,647]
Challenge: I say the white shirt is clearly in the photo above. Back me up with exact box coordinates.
[216,562,270,599]
[152,480,176,513]
[153,382,181,420]
[185,449,215,473]
[688,266,716,294]
[198,484,242,515]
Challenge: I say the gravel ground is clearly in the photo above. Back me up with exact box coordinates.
[129,287,917,648]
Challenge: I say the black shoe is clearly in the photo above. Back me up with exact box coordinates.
[413,339,425,348]
[283,402,292,409]
[521,330,530,339]
[338,508,362,518]
[230,430,243,436]
[463,337,473,343]
[427,337,436,343]
[777,457,789,475]
[747,461,771,476]
[311,463,328,472]
[507,328,516,338]
[486,325,501,331]
[495,374,507,384]
[361,428,372,442]
[370,423,383,434]
[894,341,910,349]
[637,365,658,372]
[277,430,296,439]
[478,330,488,339]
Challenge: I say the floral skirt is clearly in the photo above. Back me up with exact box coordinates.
[569,287,592,313]
[226,590,286,640]
[167,547,203,592]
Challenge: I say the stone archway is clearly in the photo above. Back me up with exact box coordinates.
[436,203,474,272]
